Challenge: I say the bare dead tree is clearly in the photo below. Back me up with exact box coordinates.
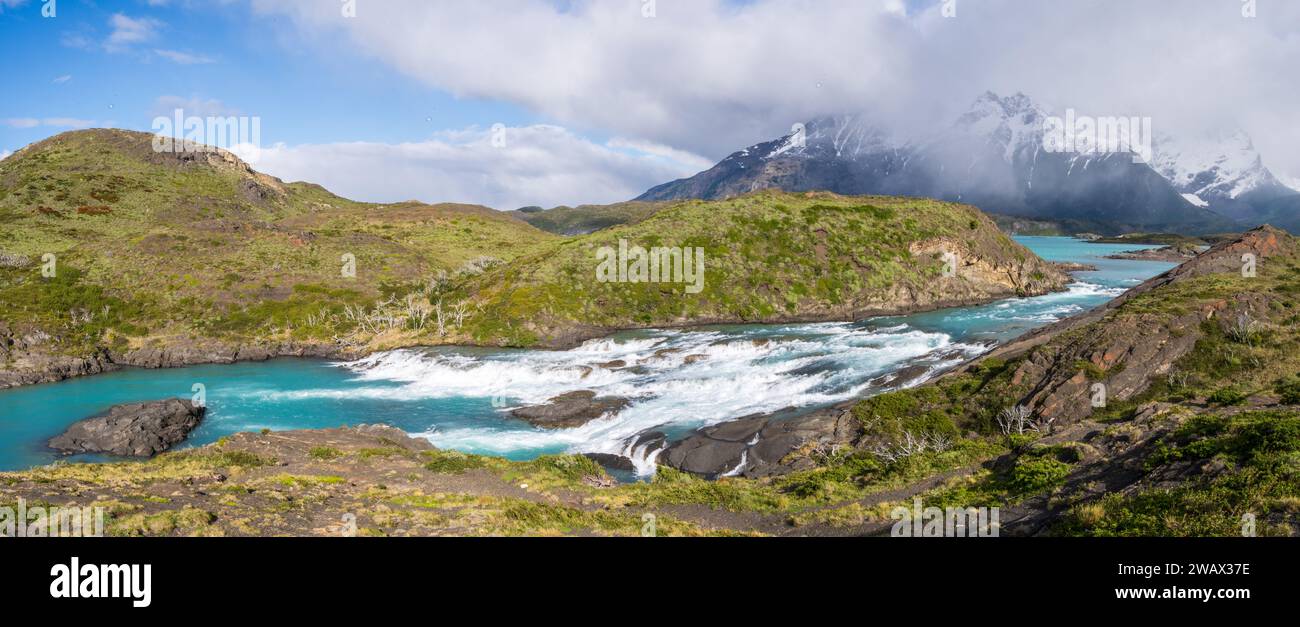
[997,405,1034,435]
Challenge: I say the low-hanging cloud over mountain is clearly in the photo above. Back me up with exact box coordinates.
[249,0,1300,187]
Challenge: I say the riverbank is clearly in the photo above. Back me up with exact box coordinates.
[12,224,1286,536]
[0,236,1173,475]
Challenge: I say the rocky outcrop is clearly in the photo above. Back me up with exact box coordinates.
[0,335,356,391]
[661,408,859,478]
[973,225,1293,428]
[0,322,118,388]
[510,391,631,429]
[119,341,349,370]
[1051,261,1099,273]
[48,399,206,457]
[1104,244,1200,262]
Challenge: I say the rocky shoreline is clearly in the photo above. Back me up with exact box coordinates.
[48,398,206,458]
[0,335,357,391]
[0,279,1068,392]
[649,225,1290,480]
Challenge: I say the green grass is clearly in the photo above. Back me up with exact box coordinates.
[2,130,1063,362]
[1058,410,1300,536]
[510,201,665,235]
[0,129,556,358]
[461,191,1063,346]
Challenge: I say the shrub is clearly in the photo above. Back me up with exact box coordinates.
[1007,456,1071,495]
[423,450,487,474]
[1208,387,1248,406]
[1274,377,1300,405]
[308,446,343,460]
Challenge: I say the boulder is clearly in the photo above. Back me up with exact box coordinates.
[49,398,206,457]
[661,408,859,478]
[510,391,631,429]
[582,452,637,473]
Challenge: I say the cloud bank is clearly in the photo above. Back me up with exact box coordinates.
[250,0,1300,185]
[253,125,709,209]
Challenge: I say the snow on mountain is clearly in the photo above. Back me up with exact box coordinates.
[1152,130,1281,201]
[766,114,900,160]
[947,91,1051,162]
[638,91,1252,234]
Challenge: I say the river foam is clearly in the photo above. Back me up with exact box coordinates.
[332,322,985,474]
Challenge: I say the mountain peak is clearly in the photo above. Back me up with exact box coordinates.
[963,91,1045,121]
[1152,128,1284,204]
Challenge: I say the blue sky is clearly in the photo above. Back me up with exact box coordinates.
[0,0,539,149]
[2,0,1297,207]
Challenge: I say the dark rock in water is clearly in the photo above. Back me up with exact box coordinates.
[683,354,708,365]
[866,364,931,389]
[597,360,627,370]
[661,408,859,478]
[49,398,205,457]
[510,391,631,429]
[662,415,765,476]
[583,453,637,473]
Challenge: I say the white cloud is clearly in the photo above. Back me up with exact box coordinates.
[0,150,12,161]
[153,49,215,64]
[0,0,29,11]
[250,0,1300,185]
[106,14,162,51]
[42,118,96,129]
[253,125,709,209]
[60,32,94,51]
[150,96,240,118]
[52,75,72,84]
[4,117,96,129]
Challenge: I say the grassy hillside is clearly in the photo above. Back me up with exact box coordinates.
[509,201,665,235]
[2,131,1292,536]
[7,223,1292,537]
[0,130,555,369]
[1,131,1068,383]
[459,191,1068,346]
[797,226,1300,536]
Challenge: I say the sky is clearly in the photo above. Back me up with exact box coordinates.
[2,0,1298,208]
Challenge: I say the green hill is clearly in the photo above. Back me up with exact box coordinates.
[508,201,665,235]
[0,130,554,385]
[0,129,1066,386]
[463,191,1068,346]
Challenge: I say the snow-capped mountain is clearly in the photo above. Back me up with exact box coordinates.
[639,92,1240,234]
[1151,130,1299,225]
